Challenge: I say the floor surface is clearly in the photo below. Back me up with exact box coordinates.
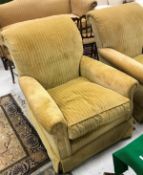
[0,59,142,175]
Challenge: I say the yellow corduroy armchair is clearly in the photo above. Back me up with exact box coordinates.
[88,2,143,122]
[2,16,138,173]
[0,0,97,83]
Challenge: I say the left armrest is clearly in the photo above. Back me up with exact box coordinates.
[19,76,67,135]
[19,76,72,158]
[80,56,138,99]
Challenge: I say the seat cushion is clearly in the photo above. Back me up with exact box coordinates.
[134,54,143,64]
[48,77,131,140]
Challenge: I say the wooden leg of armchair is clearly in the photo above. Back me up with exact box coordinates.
[91,43,94,58]
[1,57,15,83]
[94,42,99,60]
[1,57,8,70]
[57,163,72,175]
[8,60,15,84]
[56,173,72,175]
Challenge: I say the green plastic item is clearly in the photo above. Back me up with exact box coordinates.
[113,135,143,175]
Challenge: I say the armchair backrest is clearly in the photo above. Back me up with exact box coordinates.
[88,3,143,57]
[2,16,83,89]
[0,0,71,27]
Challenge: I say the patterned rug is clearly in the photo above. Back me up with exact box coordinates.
[0,93,114,175]
[0,94,51,175]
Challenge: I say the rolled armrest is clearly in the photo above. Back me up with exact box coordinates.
[80,56,138,99]
[99,48,143,84]
[19,76,67,135]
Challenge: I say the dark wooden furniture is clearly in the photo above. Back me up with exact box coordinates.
[0,44,15,83]
[79,15,98,59]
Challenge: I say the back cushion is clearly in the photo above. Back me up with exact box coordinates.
[88,3,143,57]
[0,0,71,27]
[2,16,83,89]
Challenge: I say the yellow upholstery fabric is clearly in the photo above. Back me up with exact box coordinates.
[96,55,143,123]
[80,56,138,99]
[48,77,130,140]
[2,16,83,89]
[71,0,97,16]
[0,0,71,27]
[0,0,96,60]
[88,3,143,122]
[19,76,67,135]
[134,54,143,64]
[2,16,137,173]
[71,117,132,153]
[99,48,143,84]
[0,13,75,62]
[0,0,97,27]
[27,106,61,172]
[19,76,73,161]
[62,118,133,173]
[87,3,143,57]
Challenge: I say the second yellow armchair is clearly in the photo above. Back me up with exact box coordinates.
[87,3,143,122]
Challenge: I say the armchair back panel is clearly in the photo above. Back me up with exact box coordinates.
[88,3,143,57]
[2,16,83,89]
[0,0,71,27]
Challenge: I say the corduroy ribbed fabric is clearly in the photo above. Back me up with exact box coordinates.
[71,117,131,153]
[99,48,143,84]
[2,16,137,173]
[0,0,71,27]
[134,54,143,64]
[87,3,143,122]
[98,48,143,122]
[61,118,133,173]
[87,3,143,57]
[80,56,138,99]
[2,16,83,89]
[48,77,131,140]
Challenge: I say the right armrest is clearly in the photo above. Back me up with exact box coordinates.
[19,76,67,135]
[99,48,143,84]
[80,56,138,99]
